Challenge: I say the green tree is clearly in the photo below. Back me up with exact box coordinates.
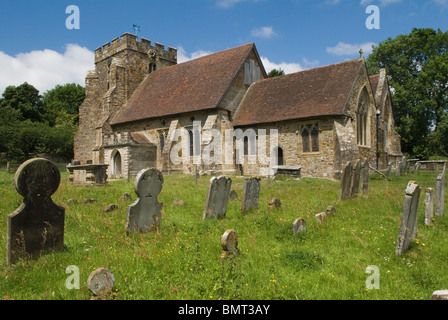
[0,82,45,123]
[268,68,285,78]
[366,28,448,158]
[42,83,85,126]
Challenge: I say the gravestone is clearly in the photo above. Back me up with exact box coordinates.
[87,267,115,298]
[339,162,353,201]
[203,176,232,220]
[315,212,327,223]
[386,162,392,177]
[293,218,306,234]
[229,190,238,201]
[119,193,132,202]
[241,177,261,214]
[268,197,282,209]
[395,161,403,176]
[360,160,369,194]
[424,188,435,226]
[125,168,163,233]
[104,204,118,212]
[220,229,240,259]
[6,158,65,265]
[430,290,448,300]
[351,160,362,197]
[326,205,336,216]
[435,173,445,217]
[396,181,421,256]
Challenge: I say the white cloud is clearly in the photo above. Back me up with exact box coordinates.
[177,46,214,63]
[326,42,376,57]
[251,26,277,39]
[261,56,304,75]
[0,44,94,95]
[360,0,402,6]
[216,0,262,8]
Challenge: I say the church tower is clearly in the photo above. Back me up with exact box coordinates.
[74,33,177,164]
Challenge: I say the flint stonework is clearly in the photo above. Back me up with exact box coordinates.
[125,168,163,233]
[396,181,421,256]
[241,177,261,213]
[6,159,65,265]
[203,176,232,220]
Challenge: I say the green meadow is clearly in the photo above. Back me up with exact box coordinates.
[0,168,447,300]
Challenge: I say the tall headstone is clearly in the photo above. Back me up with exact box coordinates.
[435,173,445,217]
[424,188,435,226]
[351,160,362,197]
[360,160,369,194]
[241,177,261,214]
[340,162,353,201]
[203,176,232,220]
[125,168,163,234]
[395,161,403,176]
[396,181,421,255]
[6,159,65,265]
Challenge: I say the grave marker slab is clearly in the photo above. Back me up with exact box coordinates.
[6,158,65,265]
[340,162,353,201]
[203,176,232,220]
[220,229,240,258]
[360,160,369,194]
[125,168,163,233]
[293,218,306,234]
[396,181,421,256]
[87,267,115,297]
[435,173,445,217]
[351,160,362,197]
[424,188,435,226]
[241,177,261,214]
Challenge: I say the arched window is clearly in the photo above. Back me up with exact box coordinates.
[357,87,370,146]
[300,123,319,153]
[111,150,122,178]
[159,133,165,156]
[275,146,284,166]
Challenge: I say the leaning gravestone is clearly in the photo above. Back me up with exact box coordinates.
[203,176,232,220]
[360,160,369,194]
[220,229,240,259]
[6,158,65,265]
[351,160,362,197]
[435,173,445,217]
[396,181,421,256]
[125,168,163,234]
[339,162,353,201]
[241,177,261,214]
[424,188,435,226]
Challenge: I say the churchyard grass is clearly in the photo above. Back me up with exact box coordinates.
[0,168,447,300]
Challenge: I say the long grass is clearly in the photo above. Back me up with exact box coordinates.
[0,168,446,300]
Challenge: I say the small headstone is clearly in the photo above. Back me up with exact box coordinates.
[203,176,232,220]
[229,190,238,201]
[241,177,261,214]
[268,197,282,209]
[435,173,445,217]
[84,198,96,204]
[386,162,392,177]
[396,181,421,256]
[430,290,448,300]
[125,168,163,233]
[424,188,435,226]
[326,205,336,216]
[351,160,362,197]
[315,212,327,223]
[67,198,78,205]
[360,160,369,194]
[293,218,306,234]
[119,193,132,202]
[340,162,353,201]
[6,158,65,265]
[104,204,118,212]
[87,267,115,298]
[220,229,240,259]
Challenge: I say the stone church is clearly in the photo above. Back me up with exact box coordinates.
[73,32,402,181]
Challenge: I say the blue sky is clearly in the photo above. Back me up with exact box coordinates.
[0,0,447,95]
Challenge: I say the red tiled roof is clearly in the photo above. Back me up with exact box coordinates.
[232,59,364,127]
[111,43,256,125]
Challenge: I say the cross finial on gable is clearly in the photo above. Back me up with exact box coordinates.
[359,48,364,58]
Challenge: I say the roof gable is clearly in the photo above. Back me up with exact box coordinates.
[111,43,256,125]
[232,59,364,127]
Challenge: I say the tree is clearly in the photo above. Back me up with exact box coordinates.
[366,28,448,158]
[0,82,45,123]
[268,68,285,78]
[42,83,85,126]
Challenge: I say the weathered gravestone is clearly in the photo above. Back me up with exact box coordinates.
[220,229,240,259]
[87,267,115,298]
[125,168,163,234]
[315,212,327,223]
[396,181,421,256]
[268,197,282,209]
[339,162,353,201]
[203,176,232,220]
[351,160,362,197]
[6,158,65,265]
[326,205,336,216]
[395,161,403,176]
[435,173,445,217]
[424,188,435,226]
[229,190,238,201]
[430,290,448,300]
[360,160,369,194]
[241,177,261,214]
[293,218,306,234]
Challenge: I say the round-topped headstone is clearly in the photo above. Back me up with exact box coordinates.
[14,158,60,198]
[87,267,115,297]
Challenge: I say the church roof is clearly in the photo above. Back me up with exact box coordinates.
[111,43,256,125]
[232,58,364,127]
